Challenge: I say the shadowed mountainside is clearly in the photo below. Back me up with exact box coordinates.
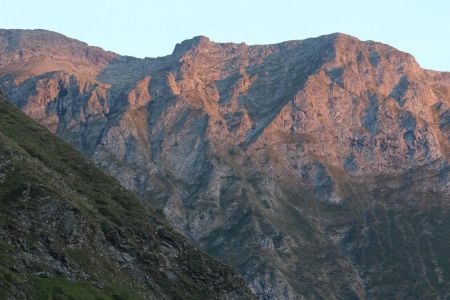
[1,29,450,299]
[0,91,254,299]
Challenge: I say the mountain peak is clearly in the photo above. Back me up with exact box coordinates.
[172,35,214,55]
[1,29,449,299]
[0,28,88,51]
[0,29,116,82]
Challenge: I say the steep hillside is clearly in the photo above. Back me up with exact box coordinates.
[0,91,254,299]
[1,29,450,299]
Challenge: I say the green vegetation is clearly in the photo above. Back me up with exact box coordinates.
[33,277,140,300]
[0,95,253,299]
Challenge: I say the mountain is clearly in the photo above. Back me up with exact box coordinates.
[0,91,254,299]
[1,29,449,299]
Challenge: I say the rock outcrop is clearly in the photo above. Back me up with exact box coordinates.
[0,93,254,299]
[1,29,449,299]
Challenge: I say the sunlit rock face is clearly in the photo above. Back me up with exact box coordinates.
[1,29,450,299]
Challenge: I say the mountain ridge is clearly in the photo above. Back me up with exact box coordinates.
[1,29,449,299]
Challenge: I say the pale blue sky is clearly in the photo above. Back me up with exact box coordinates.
[1,0,449,71]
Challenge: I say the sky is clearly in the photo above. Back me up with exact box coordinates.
[1,0,449,71]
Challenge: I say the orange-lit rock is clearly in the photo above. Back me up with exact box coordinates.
[1,29,449,299]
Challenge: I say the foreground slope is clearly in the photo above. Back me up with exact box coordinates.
[0,91,254,299]
[1,29,450,299]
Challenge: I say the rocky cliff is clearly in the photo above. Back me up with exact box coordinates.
[0,92,254,299]
[1,29,449,299]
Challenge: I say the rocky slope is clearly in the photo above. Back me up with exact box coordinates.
[0,91,254,299]
[1,29,450,299]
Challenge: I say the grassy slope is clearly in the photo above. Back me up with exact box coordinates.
[0,94,253,299]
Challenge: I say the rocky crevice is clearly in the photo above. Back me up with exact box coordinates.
[0,29,449,299]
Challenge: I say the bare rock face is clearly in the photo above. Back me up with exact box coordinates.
[0,95,254,299]
[1,29,450,299]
